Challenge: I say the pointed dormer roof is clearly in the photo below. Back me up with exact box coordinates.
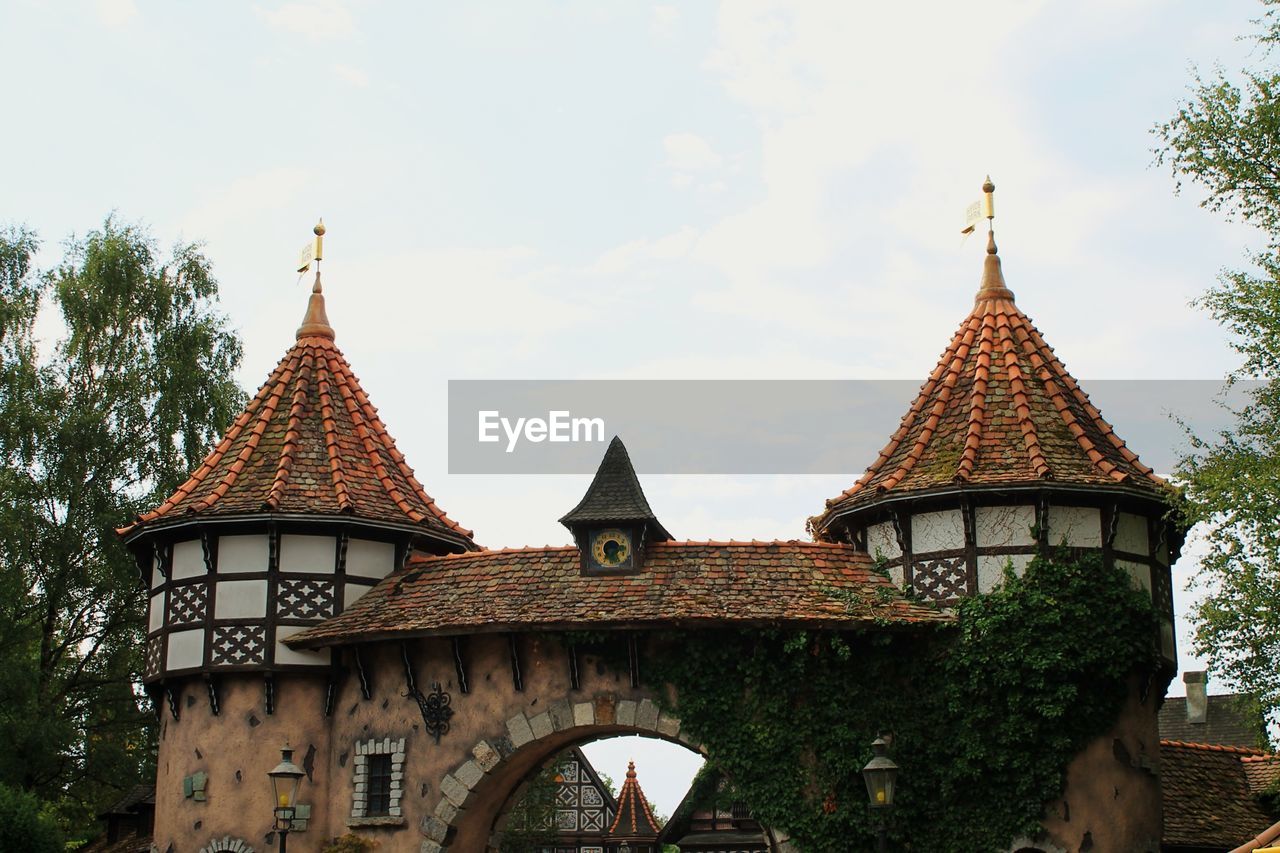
[608,760,663,840]
[560,436,672,541]
[119,273,474,550]
[814,223,1167,536]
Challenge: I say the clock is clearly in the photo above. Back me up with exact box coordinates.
[590,528,632,570]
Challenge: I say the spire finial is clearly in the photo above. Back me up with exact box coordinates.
[975,177,1014,303]
[297,218,335,340]
[627,759,637,778]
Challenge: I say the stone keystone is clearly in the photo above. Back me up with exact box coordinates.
[616,699,638,727]
[573,702,594,728]
[636,698,660,731]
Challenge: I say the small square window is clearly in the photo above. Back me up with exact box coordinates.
[367,753,393,816]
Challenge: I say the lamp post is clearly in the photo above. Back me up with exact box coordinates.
[861,735,899,853]
[268,743,306,853]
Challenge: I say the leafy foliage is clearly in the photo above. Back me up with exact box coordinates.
[648,552,1158,852]
[0,218,243,838]
[499,753,570,853]
[0,784,64,853]
[1155,1,1280,725]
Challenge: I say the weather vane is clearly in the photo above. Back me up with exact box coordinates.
[296,219,325,276]
[961,177,995,237]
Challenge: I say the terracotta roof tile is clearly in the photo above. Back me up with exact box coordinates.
[119,277,473,546]
[815,233,1168,533]
[609,760,662,839]
[1160,740,1277,848]
[287,540,951,647]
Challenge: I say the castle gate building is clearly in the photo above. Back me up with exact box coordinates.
[120,193,1182,852]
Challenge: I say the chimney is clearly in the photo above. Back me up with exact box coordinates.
[1184,670,1208,724]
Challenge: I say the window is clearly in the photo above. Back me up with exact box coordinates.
[350,736,405,825]
[367,753,392,816]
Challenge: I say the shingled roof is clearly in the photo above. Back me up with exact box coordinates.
[815,230,1168,534]
[1160,740,1280,850]
[608,760,663,840]
[560,436,672,541]
[119,276,473,548]
[286,539,950,647]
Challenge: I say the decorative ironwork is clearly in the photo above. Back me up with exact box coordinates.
[452,636,469,694]
[568,643,581,691]
[200,529,217,573]
[410,681,453,745]
[264,674,275,714]
[354,644,372,699]
[165,686,180,721]
[205,675,220,716]
[509,633,524,692]
[627,634,640,688]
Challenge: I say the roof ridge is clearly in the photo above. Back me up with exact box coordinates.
[956,310,995,481]
[195,348,297,511]
[316,353,353,512]
[1161,739,1270,756]
[266,349,313,510]
[999,309,1050,479]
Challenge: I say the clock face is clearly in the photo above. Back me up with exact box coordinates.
[590,529,631,569]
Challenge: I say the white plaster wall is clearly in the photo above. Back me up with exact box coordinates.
[217,535,269,574]
[911,509,965,553]
[346,539,396,579]
[866,522,901,561]
[214,579,268,619]
[1115,512,1149,555]
[976,554,1032,593]
[887,563,904,589]
[975,505,1036,548]
[166,628,204,670]
[149,592,165,632]
[275,625,331,666]
[171,540,205,580]
[1118,559,1152,593]
[1047,506,1102,548]
[280,534,336,574]
[343,582,376,610]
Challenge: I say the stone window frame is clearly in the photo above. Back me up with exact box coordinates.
[349,736,406,827]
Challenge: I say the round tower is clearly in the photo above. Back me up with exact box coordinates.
[118,231,475,851]
[810,181,1183,850]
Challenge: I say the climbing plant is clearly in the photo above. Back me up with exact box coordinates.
[647,551,1160,852]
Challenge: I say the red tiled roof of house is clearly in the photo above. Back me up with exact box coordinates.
[814,231,1168,534]
[118,276,473,545]
[286,539,951,647]
[1160,740,1278,849]
[609,760,663,839]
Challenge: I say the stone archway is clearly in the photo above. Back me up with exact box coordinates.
[420,692,701,852]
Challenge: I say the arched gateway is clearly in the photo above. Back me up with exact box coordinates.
[120,192,1183,852]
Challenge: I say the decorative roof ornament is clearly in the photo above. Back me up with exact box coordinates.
[296,219,334,340]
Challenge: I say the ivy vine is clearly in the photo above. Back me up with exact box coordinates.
[645,550,1160,852]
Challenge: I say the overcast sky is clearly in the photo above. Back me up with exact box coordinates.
[2,0,1268,816]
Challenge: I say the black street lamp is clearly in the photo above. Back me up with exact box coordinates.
[861,735,899,853]
[268,743,306,853]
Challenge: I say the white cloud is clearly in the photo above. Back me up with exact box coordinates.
[333,63,370,86]
[651,4,681,39]
[94,0,137,28]
[254,0,355,40]
[663,132,722,172]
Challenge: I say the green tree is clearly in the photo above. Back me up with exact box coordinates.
[0,218,244,838]
[1155,2,1280,727]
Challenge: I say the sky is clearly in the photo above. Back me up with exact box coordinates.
[1,0,1271,818]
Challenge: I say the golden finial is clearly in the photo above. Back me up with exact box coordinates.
[974,177,1014,303]
[297,217,334,340]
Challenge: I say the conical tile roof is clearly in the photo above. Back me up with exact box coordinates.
[120,275,474,547]
[560,436,672,541]
[815,230,1167,534]
[608,760,663,840]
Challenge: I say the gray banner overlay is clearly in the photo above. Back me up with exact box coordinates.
[447,380,1256,475]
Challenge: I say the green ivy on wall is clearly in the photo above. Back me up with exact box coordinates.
[646,551,1160,852]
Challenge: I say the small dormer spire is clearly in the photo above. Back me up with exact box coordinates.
[297,219,335,340]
